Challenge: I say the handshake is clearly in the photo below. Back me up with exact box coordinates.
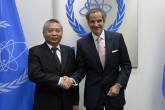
[60,76,74,89]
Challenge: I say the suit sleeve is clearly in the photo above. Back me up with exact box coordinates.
[28,48,60,88]
[71,40,87,84]
[69,49,79,105]
[117,34,132,89]
[72,85,79,105]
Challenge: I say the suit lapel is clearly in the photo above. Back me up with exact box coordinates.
[42,42,61,72]
[104,31,113,69]
[60,45,68,72]
[87,33,102,67]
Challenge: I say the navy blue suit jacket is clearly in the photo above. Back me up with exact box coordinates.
[72,31,132,108]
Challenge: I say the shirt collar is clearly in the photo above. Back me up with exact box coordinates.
[46,42,60,51]
[92,30,105,41]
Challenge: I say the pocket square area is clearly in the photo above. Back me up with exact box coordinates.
[112,50,118,53]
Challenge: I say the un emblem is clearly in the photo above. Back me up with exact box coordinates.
[66,0,125,37]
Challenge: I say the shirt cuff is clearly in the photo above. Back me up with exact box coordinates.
[70,78,78,86]
[116,83,122,88]
[58,77,61,85]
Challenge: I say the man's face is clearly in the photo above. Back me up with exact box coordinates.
[43,22,62,47]
[88,12,105,36]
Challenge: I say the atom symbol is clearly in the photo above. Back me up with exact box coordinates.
[79,0,112,16]
[0,40,27,72]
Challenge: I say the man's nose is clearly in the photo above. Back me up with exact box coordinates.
[94,22,99,26]
[52,30,57,35]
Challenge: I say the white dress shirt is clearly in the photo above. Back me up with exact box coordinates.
[92,30,105,49]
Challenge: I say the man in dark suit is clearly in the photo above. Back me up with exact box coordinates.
[64,8,132,110]
[28,19,79,110]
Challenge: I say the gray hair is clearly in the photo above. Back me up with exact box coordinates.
[86,8,106,23]
[43,19,63,33]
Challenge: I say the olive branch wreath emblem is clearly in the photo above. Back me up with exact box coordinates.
[0,69,28,93]
[66,0,125,37]
[0,21,11,28]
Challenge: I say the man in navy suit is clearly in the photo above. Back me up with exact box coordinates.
[64,8,132,110]
[28,19,79,110]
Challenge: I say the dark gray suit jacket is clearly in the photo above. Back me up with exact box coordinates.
[28,42,79,110]
[72,31,132,109]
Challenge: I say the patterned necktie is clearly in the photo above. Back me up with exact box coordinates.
[52,47,61,69]
[97,37,105,68]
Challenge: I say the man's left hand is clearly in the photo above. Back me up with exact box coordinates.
[73,105,79,110]
[107,83,120,97]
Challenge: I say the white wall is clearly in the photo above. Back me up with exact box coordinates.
[16,0,165,110]
[16,0,53,48]
[125,0,165,110]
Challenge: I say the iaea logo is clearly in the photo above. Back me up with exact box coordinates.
[0,21,28,93]
[66,0,125,37]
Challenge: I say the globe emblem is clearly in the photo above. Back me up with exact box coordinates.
[79,0,112,16]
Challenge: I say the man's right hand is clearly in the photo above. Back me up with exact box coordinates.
[60,76,73,89]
